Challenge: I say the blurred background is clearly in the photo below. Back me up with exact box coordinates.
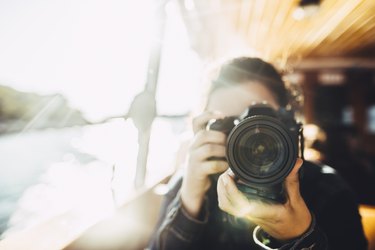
[0,0,374,249]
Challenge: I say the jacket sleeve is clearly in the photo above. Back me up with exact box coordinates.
[148,175,209,250]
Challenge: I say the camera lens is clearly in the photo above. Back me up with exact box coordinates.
[236,130,283,177]
[227,116,297,185]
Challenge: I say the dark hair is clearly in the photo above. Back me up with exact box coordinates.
[210,57,289,107]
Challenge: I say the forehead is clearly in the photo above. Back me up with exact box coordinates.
[206,81,279,116]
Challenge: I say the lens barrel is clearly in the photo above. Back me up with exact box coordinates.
[206,104,300,203]
[226,115,298,187]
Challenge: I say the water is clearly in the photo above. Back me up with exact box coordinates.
[0,118,185,238]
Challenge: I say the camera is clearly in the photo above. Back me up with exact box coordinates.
[207,103,302,203]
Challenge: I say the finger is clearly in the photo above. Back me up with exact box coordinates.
[217,174,245,217]
[218,173,252,217]
[192,111,224,134]
[220,172,280,219]
[285,158,304,202]
[225,168,235,178]
[190,130,227,149]
[217,177,235,214]
[201,160,229,175]
[193,144,226,162]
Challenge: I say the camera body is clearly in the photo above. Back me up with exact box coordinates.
[207,103,302,203]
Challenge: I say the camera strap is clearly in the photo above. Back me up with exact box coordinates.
[298,123,305,161]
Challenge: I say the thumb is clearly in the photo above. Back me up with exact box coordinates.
[285,158,303,201]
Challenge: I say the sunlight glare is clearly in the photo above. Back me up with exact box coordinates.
[0,0,157,122]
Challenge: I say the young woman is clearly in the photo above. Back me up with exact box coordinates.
[149,57,367,250]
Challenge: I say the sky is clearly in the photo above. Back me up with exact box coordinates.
[0,0,202,122]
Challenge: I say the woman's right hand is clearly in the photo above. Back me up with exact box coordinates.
[180,111,229,218]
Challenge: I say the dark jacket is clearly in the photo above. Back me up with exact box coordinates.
[149,161,368,250]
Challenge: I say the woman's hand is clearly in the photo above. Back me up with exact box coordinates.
[180,111,229,218]
[217,158,312,241]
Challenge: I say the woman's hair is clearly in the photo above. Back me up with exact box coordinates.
[209,57,289,107]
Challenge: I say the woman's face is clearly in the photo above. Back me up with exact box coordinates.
[206,81,280,117]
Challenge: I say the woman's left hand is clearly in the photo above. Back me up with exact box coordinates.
[217,158,312,241]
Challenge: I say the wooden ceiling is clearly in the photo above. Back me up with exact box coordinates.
[178,0,375,65]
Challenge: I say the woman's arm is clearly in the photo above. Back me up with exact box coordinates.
[148,176,209,250]
[149,111,228,250]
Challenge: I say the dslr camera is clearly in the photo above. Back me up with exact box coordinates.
[207,103,302,203]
